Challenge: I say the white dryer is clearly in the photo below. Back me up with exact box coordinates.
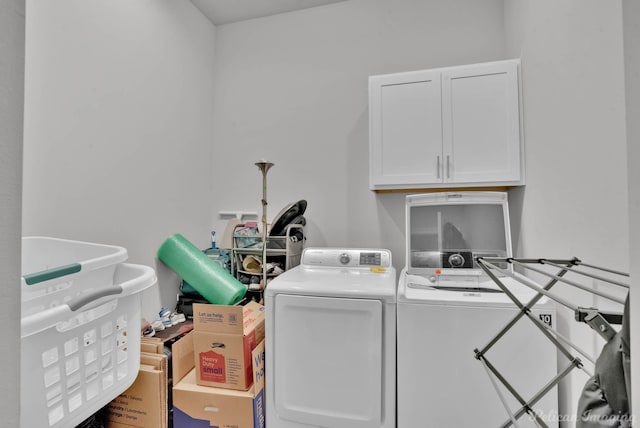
[397,192,559,427]
[265,248,396,428]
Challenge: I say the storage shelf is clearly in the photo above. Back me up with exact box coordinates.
[232,223,305,292]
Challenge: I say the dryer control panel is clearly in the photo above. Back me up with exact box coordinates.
[302,248,392,268]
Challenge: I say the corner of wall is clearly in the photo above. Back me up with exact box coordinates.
[0,0,25,425]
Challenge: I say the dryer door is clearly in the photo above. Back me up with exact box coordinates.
[273,294,383,427]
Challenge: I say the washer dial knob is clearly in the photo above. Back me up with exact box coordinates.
[448,253,465,268]
[339,253,351,265]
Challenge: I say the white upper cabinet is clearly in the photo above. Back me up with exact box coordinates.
[369,69,443,187]
[369,59,524,191]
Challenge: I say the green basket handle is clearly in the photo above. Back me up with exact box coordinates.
[23,263,82,285]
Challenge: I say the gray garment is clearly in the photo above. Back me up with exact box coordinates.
[576,295,631,427]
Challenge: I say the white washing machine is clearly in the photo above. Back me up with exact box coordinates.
[265,248,396,428]
[397,192,559,427]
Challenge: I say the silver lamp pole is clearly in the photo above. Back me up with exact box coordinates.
[255,160,274,292]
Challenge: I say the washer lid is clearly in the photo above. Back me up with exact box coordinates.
[405,192,513,278]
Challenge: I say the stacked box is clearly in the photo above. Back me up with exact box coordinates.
[192,301,265,390]
[104,338,169,428]
[172,331,266,428]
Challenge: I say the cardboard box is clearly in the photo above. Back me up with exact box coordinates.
[105,339,168,428]
[192,301,265,390]
[172,331,266,428]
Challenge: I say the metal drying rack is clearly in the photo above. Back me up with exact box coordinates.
[473,257,629,428]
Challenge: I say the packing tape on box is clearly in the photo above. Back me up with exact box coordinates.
[157,233,247,305]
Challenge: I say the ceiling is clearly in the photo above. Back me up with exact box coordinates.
[190,0,349,26]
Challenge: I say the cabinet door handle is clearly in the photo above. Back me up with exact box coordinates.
[437,156,441,179]
[446,155,451,179]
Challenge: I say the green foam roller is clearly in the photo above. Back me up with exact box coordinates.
[158,233,247,305]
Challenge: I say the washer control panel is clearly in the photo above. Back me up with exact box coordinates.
[302,248,391,268]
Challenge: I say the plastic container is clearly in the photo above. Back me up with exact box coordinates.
[21,262,157,428]
[21,237,128,317]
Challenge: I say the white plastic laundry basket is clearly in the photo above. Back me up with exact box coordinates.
[21,262,156,428]
[21,237,128,317]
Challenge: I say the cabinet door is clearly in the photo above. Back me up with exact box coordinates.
[369,70,443,189]
[441,60,522,184]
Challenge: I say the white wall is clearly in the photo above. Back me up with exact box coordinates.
[213,0,630,424]
[0,0,24,424]
[623,0,640,420]
[505,0,628,424]
[210,0,507,269]
[23,0,216,318]
[19,0,634,424]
